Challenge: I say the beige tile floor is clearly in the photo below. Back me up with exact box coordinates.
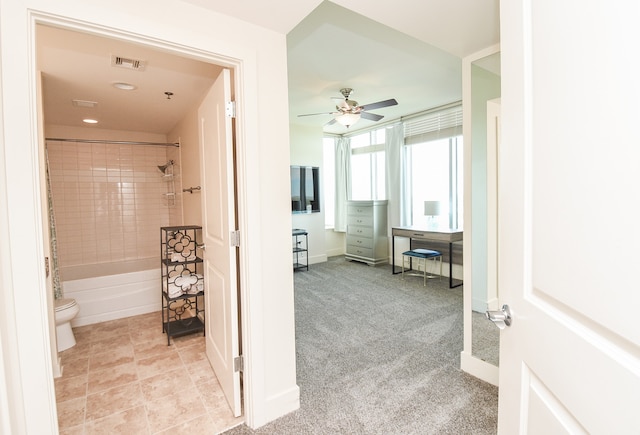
[55,311,244,434]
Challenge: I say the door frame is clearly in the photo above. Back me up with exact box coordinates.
[461,43,501,386]
[27,12,259,429]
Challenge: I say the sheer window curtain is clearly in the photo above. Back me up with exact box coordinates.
[385,123,410,230]
[45,147,63,300]
[334,136,351,232]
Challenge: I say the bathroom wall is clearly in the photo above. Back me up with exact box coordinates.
[45,125,182,277]
[166,145,183,226]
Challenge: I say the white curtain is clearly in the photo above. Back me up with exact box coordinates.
[385,123,410,229]
[45,146,63,300]
[334,136,351,232]
[402,145,413,227]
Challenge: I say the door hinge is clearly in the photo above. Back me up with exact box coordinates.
[234,355,244,372]
[226,101,236,118]
[230,230,240,247]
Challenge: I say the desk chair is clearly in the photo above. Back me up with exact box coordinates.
[401,248,443,286]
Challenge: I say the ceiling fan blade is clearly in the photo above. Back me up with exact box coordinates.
[324,118,337,126]
[297,111,337,117]
[360,112,384,122]
[359,98,398,111]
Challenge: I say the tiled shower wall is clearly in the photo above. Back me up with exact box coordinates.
[47,141,182,268]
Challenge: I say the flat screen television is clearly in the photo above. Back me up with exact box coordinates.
[291,166,320,213]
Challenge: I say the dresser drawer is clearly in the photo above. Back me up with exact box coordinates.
[347,215,373,227]
[346,235,373,249]
[347,225,373,238]
[347,205,373,216]
[346,245,374,259]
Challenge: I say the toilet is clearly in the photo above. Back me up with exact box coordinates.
[54,298,80,351]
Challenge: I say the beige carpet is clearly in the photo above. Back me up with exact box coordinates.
[223,256,498,434]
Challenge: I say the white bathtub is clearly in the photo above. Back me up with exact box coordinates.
[61,258,161,327]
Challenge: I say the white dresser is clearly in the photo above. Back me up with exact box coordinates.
[345,200,388,266]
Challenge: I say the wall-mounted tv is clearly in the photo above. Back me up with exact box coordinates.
[291,166,320,213]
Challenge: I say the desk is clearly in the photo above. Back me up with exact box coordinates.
[391,226,463,288]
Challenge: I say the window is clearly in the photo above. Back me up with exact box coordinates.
[403,104,463,229]
[328,103,463,232]
[349,129,386,200]
[404,136,463,228]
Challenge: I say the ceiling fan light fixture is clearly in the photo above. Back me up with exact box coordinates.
[336,113,360,127]
[298,88,396,128]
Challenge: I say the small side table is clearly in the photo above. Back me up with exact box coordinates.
[292,229,308,271]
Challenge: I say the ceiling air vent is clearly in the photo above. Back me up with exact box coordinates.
[72,99,98,108]
[111,55,146,71]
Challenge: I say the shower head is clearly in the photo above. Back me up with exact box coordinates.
[157,160,174,174]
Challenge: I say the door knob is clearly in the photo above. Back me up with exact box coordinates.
[486,304,512,329]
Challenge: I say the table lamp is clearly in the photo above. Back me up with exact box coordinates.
[424,201,443,227]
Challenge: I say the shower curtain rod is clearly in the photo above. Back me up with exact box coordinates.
[45,137,180,147]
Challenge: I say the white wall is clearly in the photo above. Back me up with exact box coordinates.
[289,124,327,264]
[325,228,346,258]
[0,0,298,432]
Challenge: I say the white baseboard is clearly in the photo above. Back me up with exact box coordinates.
[325,247,345,258]
[309,254,327,265]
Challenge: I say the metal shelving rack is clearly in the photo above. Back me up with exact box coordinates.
[160,225,205,345]
[292,228,308,271]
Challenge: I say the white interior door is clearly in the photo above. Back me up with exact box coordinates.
[497,1,640,433]
[198,68,241,417]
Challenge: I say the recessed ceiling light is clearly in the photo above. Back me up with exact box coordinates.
[113,82,137,91]
[82,118,98,124]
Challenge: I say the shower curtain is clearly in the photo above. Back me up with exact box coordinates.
[45,146,62,300]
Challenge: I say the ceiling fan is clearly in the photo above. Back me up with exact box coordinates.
[298,88,398,128]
